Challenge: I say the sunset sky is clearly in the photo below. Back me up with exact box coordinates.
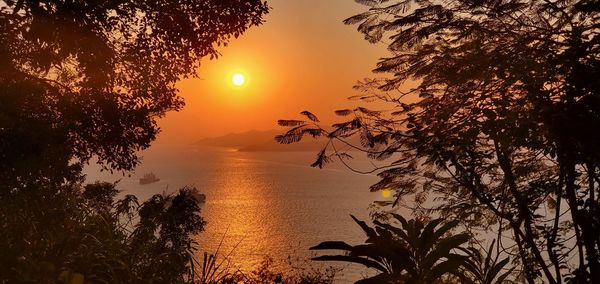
[157,0,387,144]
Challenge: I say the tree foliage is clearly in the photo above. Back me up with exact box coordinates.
[0,0,269,182]
[461,240,515,284]
[0,181,206,283]
[310,214,481,283]
[278,0,600,282]
[0,1,269,283]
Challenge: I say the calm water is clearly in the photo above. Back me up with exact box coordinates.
[85,144,386,282]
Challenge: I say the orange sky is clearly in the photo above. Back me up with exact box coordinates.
[156,0,387,144]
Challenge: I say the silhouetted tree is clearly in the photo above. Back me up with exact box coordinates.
[0,1,268,283]
[460,240,515,284]
[278,0,600,282]
[0,181,206,283]
[0,0,269,185]
[310,214,473,283]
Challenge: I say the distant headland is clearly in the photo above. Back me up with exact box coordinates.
[193,129,327,152]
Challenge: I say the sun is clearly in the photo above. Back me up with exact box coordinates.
[231,73,246,86]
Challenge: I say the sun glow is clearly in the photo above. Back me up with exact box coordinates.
[381,189,392,199]
[231,73,246,86]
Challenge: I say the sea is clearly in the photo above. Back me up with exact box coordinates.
[84,144,392,283]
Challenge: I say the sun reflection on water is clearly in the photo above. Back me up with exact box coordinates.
[196,154,290,271]
[85,145,384,282]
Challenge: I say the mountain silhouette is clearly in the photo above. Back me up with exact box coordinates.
[194,130,326,152]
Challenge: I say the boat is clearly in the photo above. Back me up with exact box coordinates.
[139,172,160,185]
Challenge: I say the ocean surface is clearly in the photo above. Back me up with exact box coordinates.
[84,144,390,282]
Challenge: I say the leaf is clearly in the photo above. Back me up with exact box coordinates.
[311,148,331,168]
[357,107,380,116]
[330,119,362,138]
[483,239,496,275]
[373,220,410,243]
[487,257,510,283]
[351,214,379,240]
[355,273,397,284]
[428,220,461,246]
[302,128,324,138]
[300,111,319,122]
[427,256,468,281]
[275,125,308,144]
[277,119,305,127]
[335,109,353,116]
[344,12,373,25]
[418,218,445,252]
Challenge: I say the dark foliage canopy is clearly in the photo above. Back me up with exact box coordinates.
[0,1,268,283]
[0,181,206,283]
[311,214,478,284]
[0,0,269,182]
[278,0,600,282]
